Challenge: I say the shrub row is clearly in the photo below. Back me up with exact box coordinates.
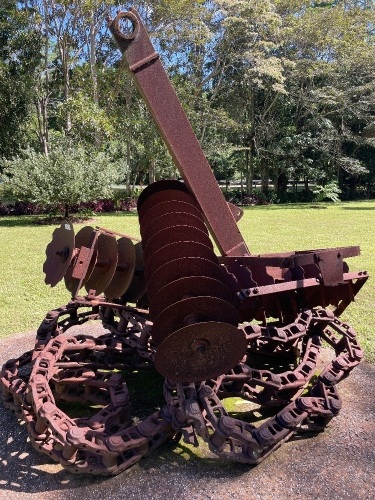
[223,188,317,205]
[0,198,138,216]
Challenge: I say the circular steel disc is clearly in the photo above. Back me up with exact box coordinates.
[143,225,212,265]
[104,237,136,300]
[144,240,218,281]
[141,211,207,242]
[154,321,247,382]
[139,189,198,221]
[140,200,203,236]
[137,180,189,211]
[146,257,226,301]
[149,276,234,320]
[134,241,144,267]
[64,226,97,294]
[44,222,75,287]
[85,233,118,294]
[121,242,147,303]
[151,295,239,346]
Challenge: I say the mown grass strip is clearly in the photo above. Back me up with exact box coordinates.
[0,201,373,361]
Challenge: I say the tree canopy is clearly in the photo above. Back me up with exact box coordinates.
[1,0,374,205]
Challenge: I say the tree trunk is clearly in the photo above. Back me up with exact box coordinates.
[36,2,50,156]
[149,159,156,184]
[245,142,255,196]
[37,97,49,156]
[125,140,131,195]
[60,37,71,135]
[89,11,99,106]
[89,10,100,147]
[276,170,288,196]
[261,160,269,195]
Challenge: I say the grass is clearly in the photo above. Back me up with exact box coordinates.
[0,212,140,337]
[238,200,374,362]
[0,200,373,362]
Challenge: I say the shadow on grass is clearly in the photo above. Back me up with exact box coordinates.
[243,201,375,211]
[0,216,41,227]
[0,211,139,228]
[241,203,329,210]
[340,206,375,210]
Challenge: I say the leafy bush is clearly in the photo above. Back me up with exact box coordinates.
[0,201,56,216]
[0,141,122,217]
[313,181,342,203]
[223,188,271,206]
[0,197,138,217]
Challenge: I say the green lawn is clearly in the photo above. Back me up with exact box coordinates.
[0,200,373,361]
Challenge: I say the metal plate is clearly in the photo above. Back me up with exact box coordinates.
[121,242,147,303]
[228,202,244,222]
[104,237,136,300]
[144,240,219,281]
[225,261,257,289]
[85,234,118,294]
[140,200,203,236]
[154,321,247,382]
[44,222,75,287]
[137,180,189,211]
[143,225,213,265]
[146,257,227,301]
[141,211,207,242]
[149,276,234,320]
[64,226,97,294]
[138,189,199,222]
[151,295,239,346]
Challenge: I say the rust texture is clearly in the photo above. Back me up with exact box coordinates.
[109,9,249,258]
[0,7,369,476]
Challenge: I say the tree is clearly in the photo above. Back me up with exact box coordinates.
[1,138,121,217]
[0,1,42,158]
[210,0,288,195]
[2,0,374,204]
[274,0,375,195]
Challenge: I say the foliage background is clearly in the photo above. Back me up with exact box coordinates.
[0,0,374,207]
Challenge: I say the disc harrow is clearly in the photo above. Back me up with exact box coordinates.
[0,6,369,477]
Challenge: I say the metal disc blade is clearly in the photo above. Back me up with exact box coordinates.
[44,222,75,287]
[104,237,136,300]
[149,276,234,320]
[141,211,207,242]
[121,242,147,303]
[143,225,212,265]
[228,202,244,222]
[64,226,97,294]
[85,233,118,294]
[145,240,218,281]
[154,321,247,382]
[151,295,239,346]
[146,257,226,300]
[139,189,198,221]
[140,200,203,236]
[137,180,189,211]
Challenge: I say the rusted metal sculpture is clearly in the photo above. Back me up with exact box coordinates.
[0,8,369,475]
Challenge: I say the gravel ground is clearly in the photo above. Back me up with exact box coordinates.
[0,327,374,500]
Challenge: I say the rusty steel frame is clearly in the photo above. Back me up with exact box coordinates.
[109,9,249,258]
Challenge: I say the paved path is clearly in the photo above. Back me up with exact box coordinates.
[0,329,374,500]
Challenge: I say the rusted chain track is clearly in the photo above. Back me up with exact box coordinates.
[1,302,362,475]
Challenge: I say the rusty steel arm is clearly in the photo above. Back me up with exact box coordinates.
[108,9,249,257]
